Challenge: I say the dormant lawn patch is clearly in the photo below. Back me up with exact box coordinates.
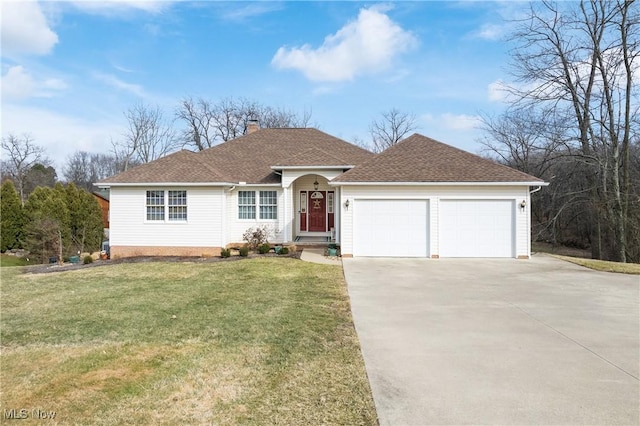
[1,259,377,425]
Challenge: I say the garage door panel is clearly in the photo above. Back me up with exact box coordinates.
[440,200,514,258]
[354,200,429,257]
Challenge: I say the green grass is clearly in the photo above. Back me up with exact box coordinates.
[0,259,377,425]
[552,254,640,275]
[0,253,35,267]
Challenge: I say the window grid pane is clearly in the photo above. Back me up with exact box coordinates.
[146,191,165,221]
[168,206,187,221]
[168,190,186,206]
[260,191,278,220]
[168,190,187,221]
[327,192,334,214]
[238,191,256,219]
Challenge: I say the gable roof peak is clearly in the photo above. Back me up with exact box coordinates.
[332,133,545,184]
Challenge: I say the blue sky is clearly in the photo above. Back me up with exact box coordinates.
[1,1,521,171]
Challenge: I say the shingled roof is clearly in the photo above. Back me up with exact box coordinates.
[198,128,373,183]
[99,128,374,185]
[98,130,543,186]
[99,150,230,184]
[332,134,545,183]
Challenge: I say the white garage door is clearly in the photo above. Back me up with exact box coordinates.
[439,200,514,257]
[353,200,429,257]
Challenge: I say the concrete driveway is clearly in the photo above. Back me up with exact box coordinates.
[343,255,639,425]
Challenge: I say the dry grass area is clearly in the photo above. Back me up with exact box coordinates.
[532,241,592,258]
[551,255,640,275]
[0,259,377,425]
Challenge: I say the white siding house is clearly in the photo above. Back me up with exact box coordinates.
[99,129,546,259]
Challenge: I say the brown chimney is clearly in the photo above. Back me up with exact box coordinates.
[247,119,259,134]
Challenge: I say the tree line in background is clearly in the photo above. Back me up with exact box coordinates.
[2,97,412,196]
[1,97,412,263]
[479,0,640,263]
[1,180,103,263]
[3,2,639,264]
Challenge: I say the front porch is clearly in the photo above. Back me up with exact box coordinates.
[281,172,342,245]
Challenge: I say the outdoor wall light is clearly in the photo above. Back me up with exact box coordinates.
[520,200,527,211]
[344,199,350,210]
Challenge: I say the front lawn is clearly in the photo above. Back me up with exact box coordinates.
[0,253,35,267]
[0,258,377,425]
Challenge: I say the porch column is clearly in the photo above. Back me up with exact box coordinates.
[282,184,292,243]
[334,187,340,243]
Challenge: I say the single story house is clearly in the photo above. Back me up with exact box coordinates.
[98,126,546,259]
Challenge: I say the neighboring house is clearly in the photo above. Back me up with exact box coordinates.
[98,127,546,259]
[92,189,110,237]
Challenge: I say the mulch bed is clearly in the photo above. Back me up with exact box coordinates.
[20,252,302,275]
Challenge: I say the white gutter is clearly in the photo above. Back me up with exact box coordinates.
[97,182,281,188]
[529,185,543,194]
[329,181,550,187]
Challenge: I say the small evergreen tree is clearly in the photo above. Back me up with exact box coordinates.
[22,217,61,263]
[66,183,104,253]
[0,181,25,251]
[23,186,70,257]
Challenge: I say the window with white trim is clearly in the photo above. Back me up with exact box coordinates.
[146,190,165,221]
[168,190,187,221]
[146,190,187,222]
[238,191,256,219]
[238,190,278,220]
[260,191,278,219]
[327,192,334,214]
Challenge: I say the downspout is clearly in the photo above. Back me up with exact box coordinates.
[527,186,542,259]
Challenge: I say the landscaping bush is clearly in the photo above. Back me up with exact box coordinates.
[220,248,231,258]
[242,225,276,251]
[239,246,250,257]
[258,243,271,254]
[83,255,93,264]
[281,247,289,255]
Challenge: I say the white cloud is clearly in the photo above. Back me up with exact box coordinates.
[93,72,145,97]
[0,65,68,101]
[1,66,35,100]
[487,79,509,102]
[423,113,481,131]
[472,23,507,41]
[440,113,481,131]
[0,0,58,57]
[68,0,173,15]
[272,5,418,82]
[221,3,283,21]
[2,104,125,170]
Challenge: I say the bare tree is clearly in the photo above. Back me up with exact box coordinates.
[369,108,417,153]
[176,97,217,151]
[176,97,314,151]
[63,151,124,191]
[113,103,179,171]
[1,134,49,204]
[487,0,640,262]
[478,107,569,177]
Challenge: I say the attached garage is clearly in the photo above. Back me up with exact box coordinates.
[439,199,514,257]
[332,134,547,259]
[353,199,429,257]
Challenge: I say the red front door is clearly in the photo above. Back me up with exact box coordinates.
[308,191,326,232]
